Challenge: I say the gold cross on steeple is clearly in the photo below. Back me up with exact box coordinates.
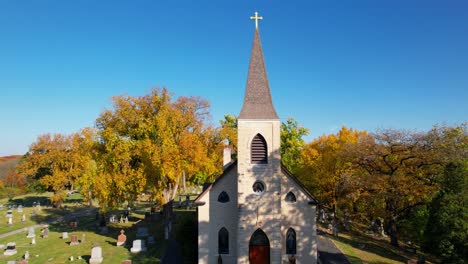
[250,11,263,30]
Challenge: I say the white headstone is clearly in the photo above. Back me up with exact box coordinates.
[31,237,36,245]
[3,242,17,256]
[21,214,26,223]
[27,227,36,238]
[24,250,30,260]
[89,246,103,264]
[62,232,69,239]
[17,205,23,213]
[130,239,147,253]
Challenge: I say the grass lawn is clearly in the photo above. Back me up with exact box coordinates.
[0,193,198,264]
[322,227,436,264]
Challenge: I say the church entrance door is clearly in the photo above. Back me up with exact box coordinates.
[249,229,270,264]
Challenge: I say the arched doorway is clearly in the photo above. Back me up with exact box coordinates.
[249,229,270,264]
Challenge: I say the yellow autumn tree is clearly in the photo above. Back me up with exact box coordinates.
[297,126,368,215]
[95,88,222,235]
[18,130,93,206]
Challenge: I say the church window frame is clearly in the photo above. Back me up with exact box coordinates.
[218,191,230,203]
[218,227,229,255]
[285,191,297,203]
[252,181,266,195]
[286,228,297,255]
[251,134,268,164]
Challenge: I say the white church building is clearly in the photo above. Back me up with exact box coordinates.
[195,13,318,264]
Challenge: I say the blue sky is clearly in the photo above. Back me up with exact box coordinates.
[1,0,467,156]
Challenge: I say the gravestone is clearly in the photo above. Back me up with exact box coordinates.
[21,214,26,223]
[27,227,36,238]
[130,239,146,253]
[30,209,37,216]
[42,226,49,238]
[70,235,79,246]
[136,227,149,238]
[319,209,326,223]
[109,215,117,223]
[147,236,155,245]
[6,209,13,217]
[31,237,36,245]
[117,230,126,247]
[81,233,86,243]
[7,217,13,225]
[119,215,124,223]
[17,205,23,213]
[124,216,129,223]
[4,242,17,256]
[62,232,69,239]
[24,250,30,260]
[89,246,103,264]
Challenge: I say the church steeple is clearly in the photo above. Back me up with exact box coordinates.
[238,16,279,120]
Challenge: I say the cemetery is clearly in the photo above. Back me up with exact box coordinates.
[0,192,198,263]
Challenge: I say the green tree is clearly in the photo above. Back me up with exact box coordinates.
[424,161,467,263]
[281,117,309,174]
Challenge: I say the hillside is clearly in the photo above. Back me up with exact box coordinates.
[0,155,22,178]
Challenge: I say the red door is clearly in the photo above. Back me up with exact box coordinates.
[249,245,270,264]
[249,229,270,264]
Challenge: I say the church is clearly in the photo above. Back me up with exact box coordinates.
[195,13,318,264]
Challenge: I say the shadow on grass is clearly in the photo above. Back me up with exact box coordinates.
[323,231,409,263]
[10,195,50,207]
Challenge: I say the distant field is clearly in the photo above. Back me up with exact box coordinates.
[0,155,22,178]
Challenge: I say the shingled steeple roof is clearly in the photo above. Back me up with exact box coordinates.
[238,29,279,120]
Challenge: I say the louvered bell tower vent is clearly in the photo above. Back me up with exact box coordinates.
[251,134,268,164]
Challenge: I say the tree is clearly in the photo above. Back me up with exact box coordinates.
[350,129,442,246]
[297,126,367,216]
[17,131,92,206]
[281,117,309,174]
[423,161,467,263]
[95,88,221,238]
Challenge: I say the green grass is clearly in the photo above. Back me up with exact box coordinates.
[0,192,198,264]
[323,228,436,264]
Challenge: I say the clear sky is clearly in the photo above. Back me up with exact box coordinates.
[1,0,467,156]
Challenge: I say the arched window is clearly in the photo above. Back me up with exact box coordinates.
[218,191,230,203]
[251,134,268,164]
[218,227,229,254]
[286,228,297,255]
[285,192,297,203]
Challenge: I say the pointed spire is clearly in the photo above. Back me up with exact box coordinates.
[238,29,279,120]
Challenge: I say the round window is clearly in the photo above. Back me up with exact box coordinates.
[252,181,266,194]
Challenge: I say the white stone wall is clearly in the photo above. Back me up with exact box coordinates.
[237,119,283,264]
[198,165,238,264]
[281,175,317,264]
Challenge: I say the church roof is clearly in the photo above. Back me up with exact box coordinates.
[238,29,279,120]
[194,161,237,204]
[194,161,319,205]
[281,163,319,205]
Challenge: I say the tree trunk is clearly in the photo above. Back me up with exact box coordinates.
[388,216,399,247]
[88,189,93,207]
[162,178,180,240]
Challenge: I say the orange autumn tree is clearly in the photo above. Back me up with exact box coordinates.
[95,88,222,237]
[18,130,93,206]
[297,126,368,215]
